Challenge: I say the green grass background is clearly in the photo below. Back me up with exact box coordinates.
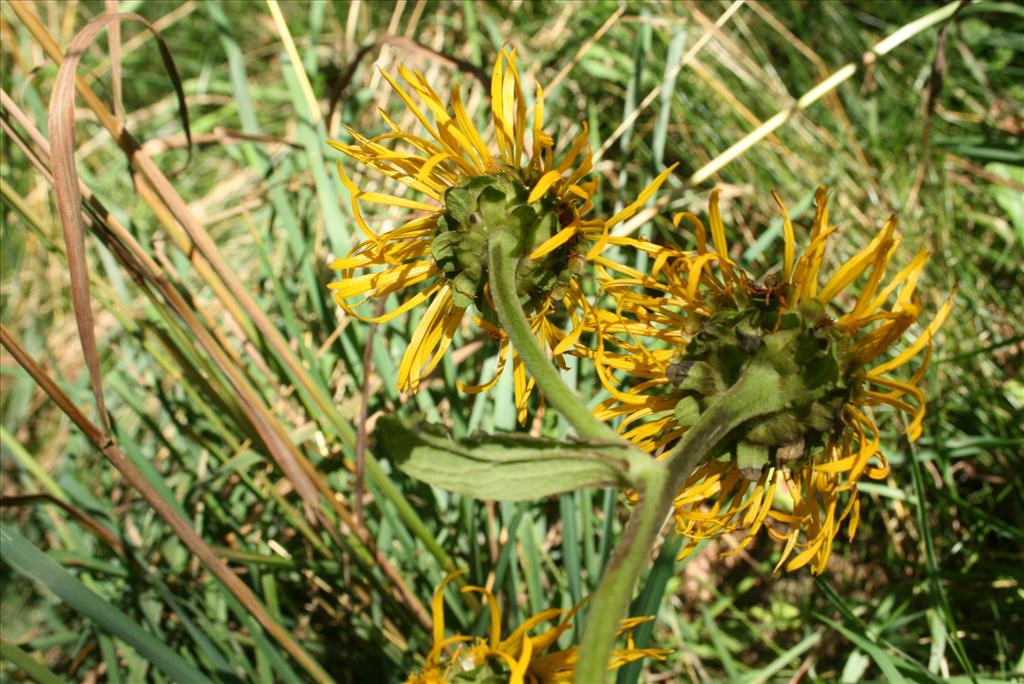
[1,0,1021,682]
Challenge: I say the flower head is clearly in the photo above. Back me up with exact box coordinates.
[329,51,672,421]
[587,187,954,573]
[405,570,668,684]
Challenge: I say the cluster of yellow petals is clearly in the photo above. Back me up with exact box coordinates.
[587,187,954,573]
[328,51,674,422]
[405,571,668,684]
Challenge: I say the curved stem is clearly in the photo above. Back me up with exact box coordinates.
[572,427,709,684]
[575,361,787,683]
[486,234,626,446]
[573,459,672,684]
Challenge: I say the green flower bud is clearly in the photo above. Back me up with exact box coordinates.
[668,298,857,473]
[431,174,577,316]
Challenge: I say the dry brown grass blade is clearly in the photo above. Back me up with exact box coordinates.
[104,0,123,122]
[13,7,433,576]
[85,2,198,83]
[0,493,125,555]
[8,78,321,538]
[21,2,328,511]
[10,1,336,461]
[6,59,431,630]
[12,0,447,620]
[5,76,383,669]
[125,177,327,516]
[45,9,191,433]
[0,325,334,684]
[0,91,55,185]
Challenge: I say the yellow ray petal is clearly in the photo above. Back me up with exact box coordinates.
[708,189,731,265]
[356,191,439,213]
[868,290,955,376]
[398,285,458,392]
[809,185,828,241]
[509,636,532,684]
[841,234,903,325]
[460,586,502,648]
[531,83,547,164]
[605,165,677,230]
[818,216,897,303]
[500,607,572,655]
[459,343,510,394]
[555,126,591,175]
[491,51,514,165]
[328,260,437,298]
[431,569,467,646]
[451,83,494,169]
[772,190,796,282]
[505,50,527,165]
[358,281,444,324]
[379,67,443,145]
[528,170,564,204]
[674,211,708,254]
[529,223,578,260]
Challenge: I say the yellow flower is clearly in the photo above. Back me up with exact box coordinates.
[405,570,669,684]
[586,187,954,574]
[328,51,672,422]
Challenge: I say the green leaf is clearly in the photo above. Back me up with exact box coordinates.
[0,524,212,684]
[378,416,630,500]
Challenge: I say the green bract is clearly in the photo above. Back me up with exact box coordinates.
[430,174,579,314]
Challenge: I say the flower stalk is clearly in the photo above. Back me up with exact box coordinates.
[488,229,674,678]
[486,232,626,448]
[574,361,790,683]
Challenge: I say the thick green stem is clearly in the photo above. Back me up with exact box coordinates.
[575,362,787,683]
[486,234,626,446]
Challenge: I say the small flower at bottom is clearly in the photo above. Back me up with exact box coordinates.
[405,570,669,684]
[328,50,673,423]
[585,187,955,574]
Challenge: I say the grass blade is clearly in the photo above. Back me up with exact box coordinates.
[1,523,210,684]
[817,615,906,683]
[0,326,334,684]
[0,638,66,684]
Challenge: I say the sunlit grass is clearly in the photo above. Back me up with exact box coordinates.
[1,1,1021,682]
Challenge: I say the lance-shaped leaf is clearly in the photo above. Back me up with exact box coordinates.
[378,417,631,501]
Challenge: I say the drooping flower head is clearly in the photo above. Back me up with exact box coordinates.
[405,570,668,684]
[329,51,672,421]
[587,187,954,573]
